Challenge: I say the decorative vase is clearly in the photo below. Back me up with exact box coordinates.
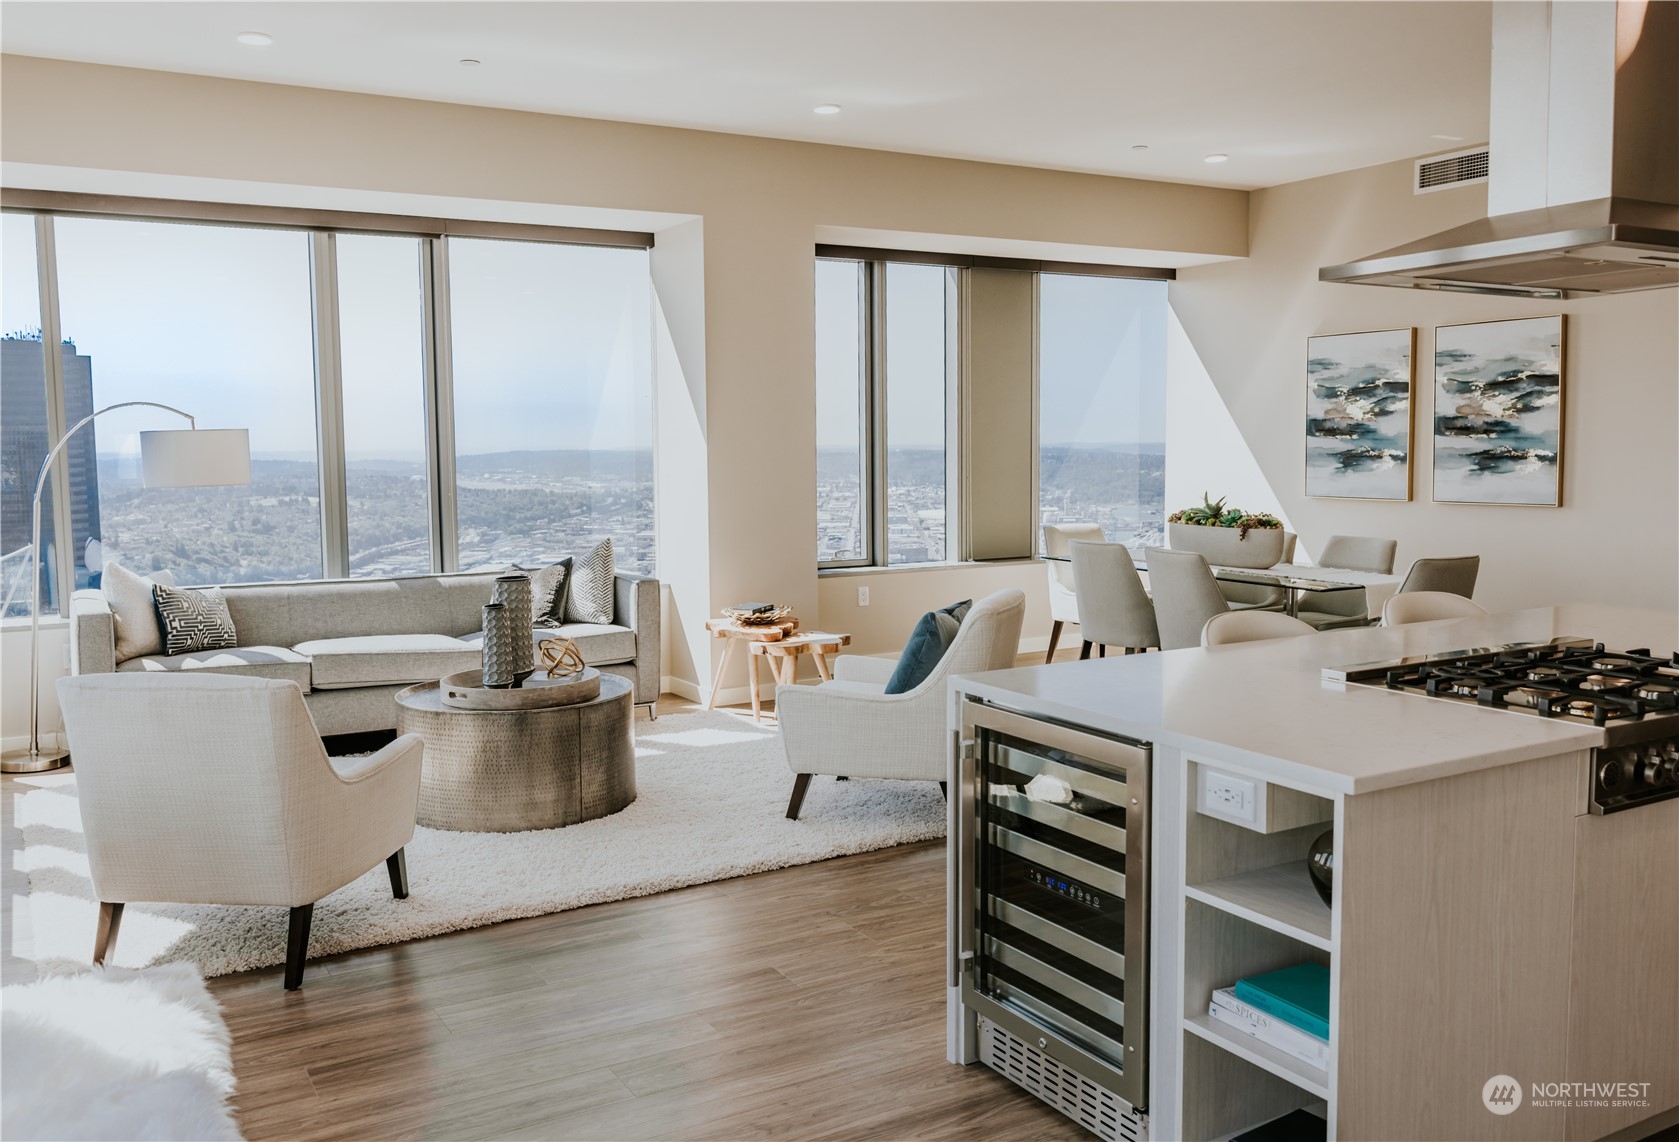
[480,602,520,689]
[1307,828,1334,907]
[1167,521,1286,569]
[491,573,535,684]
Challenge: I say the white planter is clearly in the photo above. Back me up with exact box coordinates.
[1167,522,1285,569]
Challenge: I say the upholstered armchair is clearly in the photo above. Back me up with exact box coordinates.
[777,588,1026,818]
[56,673,423,989]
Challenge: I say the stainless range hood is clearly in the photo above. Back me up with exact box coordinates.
[1322,0,1679,299]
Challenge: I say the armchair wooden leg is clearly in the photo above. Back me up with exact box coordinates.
[1045,620,1063,664]
[786,773,813,820]
[1098,644,1106,658]
[284,904,314,991]
[939,781,948,801]
[386,848,409,900]
[93,901,124,966]
[1080,640,1093,660]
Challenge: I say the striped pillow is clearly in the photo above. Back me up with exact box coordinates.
[563,539,616,625]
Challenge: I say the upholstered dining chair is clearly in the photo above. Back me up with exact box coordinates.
[1042,523,1106,662]
[1068,540,1158,657]
[1297,533,1400,630]
[1202,610,1317,646]
[1397,555,1481,598]
[1144,548,1231,651]
[1382,591,1489,626]
[1216,530,1297,613]
[778,588,1026,819]
[56,672,424,990]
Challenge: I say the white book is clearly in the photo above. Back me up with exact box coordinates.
[1208,987,1329,1068]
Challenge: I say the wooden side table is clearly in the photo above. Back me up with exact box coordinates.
[703,618,853,723]
[750,629,852,705]
[705,618,797,720]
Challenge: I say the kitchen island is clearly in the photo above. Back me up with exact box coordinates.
[947,605,1679,1142]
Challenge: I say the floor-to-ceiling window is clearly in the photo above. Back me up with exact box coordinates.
[53,217,323,586]
[1,214,56,616]
[814,258,867,565]
[1037,273,1168,552]
[448,238,654,575]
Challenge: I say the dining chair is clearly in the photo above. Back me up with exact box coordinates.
[1382,591,1489,625]
[1217,531,1297,612]
[1297,533,1399,630]
[1143,548,1230,651]
[1042,523,1106,663]
[1397,555,1480,598]
[1068,540,1159,657]
[1202,610,1317,646]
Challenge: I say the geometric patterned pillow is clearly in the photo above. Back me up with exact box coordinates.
[563,539,615,625]
[151,583,238,656]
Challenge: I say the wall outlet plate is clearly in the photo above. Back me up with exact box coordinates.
[1196,764,1263,827]
[857,586,870,606]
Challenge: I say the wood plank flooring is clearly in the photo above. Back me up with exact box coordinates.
[3,680,1091,1140]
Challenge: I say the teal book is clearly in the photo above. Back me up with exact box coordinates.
[1233,963,1330,1041]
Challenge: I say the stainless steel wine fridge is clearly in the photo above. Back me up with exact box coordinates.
[953,701,1151,1141]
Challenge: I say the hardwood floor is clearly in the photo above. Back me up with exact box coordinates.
[2,686,1089,1141]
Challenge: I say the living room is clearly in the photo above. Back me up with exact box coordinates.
[3,3,1677,1140]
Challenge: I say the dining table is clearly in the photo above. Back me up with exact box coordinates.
[1043,554,1405,621]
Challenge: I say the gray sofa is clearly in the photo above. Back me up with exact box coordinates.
[70,571,660,735]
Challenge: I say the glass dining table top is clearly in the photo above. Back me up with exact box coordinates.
[1042,553,1367,595]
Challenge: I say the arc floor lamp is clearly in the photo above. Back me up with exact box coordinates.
[2,401,250,774]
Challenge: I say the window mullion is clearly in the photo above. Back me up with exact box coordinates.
[868,260,889,568]
[309,233,350,579]
[33,215,76,616]
[422,238,460,574]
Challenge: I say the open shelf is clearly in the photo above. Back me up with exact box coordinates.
[1184,1013,1330,1100]
[1185,862,1333,950]
[1209,1103,1329,1142]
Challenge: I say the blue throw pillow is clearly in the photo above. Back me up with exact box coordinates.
[884,599,973,695]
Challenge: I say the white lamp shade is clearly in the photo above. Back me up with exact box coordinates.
[139,428,252,488]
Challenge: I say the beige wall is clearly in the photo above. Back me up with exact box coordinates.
[1169,157,1679,612]
[0,55,1247,731]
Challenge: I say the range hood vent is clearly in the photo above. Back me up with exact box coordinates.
[1324,0,1679,298]
[1416,148,1490,194]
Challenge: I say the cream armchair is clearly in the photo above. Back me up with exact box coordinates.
[56,673,424,990]
[778,588,1026,818]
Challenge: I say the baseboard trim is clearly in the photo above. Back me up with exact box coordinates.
[2,731,66,753]
[660,675,778,709]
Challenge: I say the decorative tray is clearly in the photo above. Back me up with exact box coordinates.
[439,667,601,710]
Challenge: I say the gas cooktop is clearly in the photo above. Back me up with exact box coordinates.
[1326,636,1679,813]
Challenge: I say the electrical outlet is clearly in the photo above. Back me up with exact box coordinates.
[857,586,870,606]
[1200,768,1257,823]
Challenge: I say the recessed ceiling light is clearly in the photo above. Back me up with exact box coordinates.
[1204,153,1230,164]
[459,58,481,67]
[1132,145,1149,151]
[235,31,273,47]
[814,104,842,115]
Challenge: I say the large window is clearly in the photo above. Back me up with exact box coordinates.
[813,256,954,567]
[2,202,655,618]
[449,239,654,575]
[53,217,323,588]
[1038,274,1168,552]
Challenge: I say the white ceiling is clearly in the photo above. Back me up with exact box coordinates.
[0,1,1492,191]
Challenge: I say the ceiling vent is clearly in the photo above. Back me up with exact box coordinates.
[1415,147,1490,194]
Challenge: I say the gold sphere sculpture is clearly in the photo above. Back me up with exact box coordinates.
[539,637,587,677]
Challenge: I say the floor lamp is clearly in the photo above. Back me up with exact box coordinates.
[1,402,251,774]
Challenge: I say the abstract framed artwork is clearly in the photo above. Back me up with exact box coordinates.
[1432,315,1565,507]
[1304,327,1416,500]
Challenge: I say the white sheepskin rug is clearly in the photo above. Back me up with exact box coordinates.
[16,707,945,978]
[1,962,241,1141]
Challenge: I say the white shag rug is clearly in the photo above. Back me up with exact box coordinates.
[1,962,241,1141]
[15,707,945,978]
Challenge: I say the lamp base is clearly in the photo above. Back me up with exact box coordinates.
[1,746,70,774]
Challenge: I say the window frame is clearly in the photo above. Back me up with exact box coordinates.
[1,192,654,616]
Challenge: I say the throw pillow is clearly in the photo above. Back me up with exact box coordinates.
[101,561,176,662]
[884,599,973,695]
[564,539,616,625]
[528,557,573,627]
[151,583,238,657]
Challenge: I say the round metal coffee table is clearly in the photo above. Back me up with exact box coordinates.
[395,673,635,832]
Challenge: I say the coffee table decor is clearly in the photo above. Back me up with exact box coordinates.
[490,571,536,683]
[539,636,587,677]
[722,603,793,626]
[440,666,602,710]
[479,602,521,688]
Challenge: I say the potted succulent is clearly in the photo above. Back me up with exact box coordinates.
[1166,493,1286,568]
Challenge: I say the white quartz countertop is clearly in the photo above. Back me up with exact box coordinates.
[953,605,1679,796]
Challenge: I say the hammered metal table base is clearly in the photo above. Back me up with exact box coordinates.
[396,673,635,832]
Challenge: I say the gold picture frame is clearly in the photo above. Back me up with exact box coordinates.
[1304,327,1417,501]
[1431,315,1566,508]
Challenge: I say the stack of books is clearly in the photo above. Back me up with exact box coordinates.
[1207,962,1330,1068]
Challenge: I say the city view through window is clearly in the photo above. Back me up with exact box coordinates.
[0,217,654,617]
[814,265,1166,566]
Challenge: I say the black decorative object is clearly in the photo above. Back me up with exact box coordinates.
[1307,828,1334,907]
[491,572,536,683]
